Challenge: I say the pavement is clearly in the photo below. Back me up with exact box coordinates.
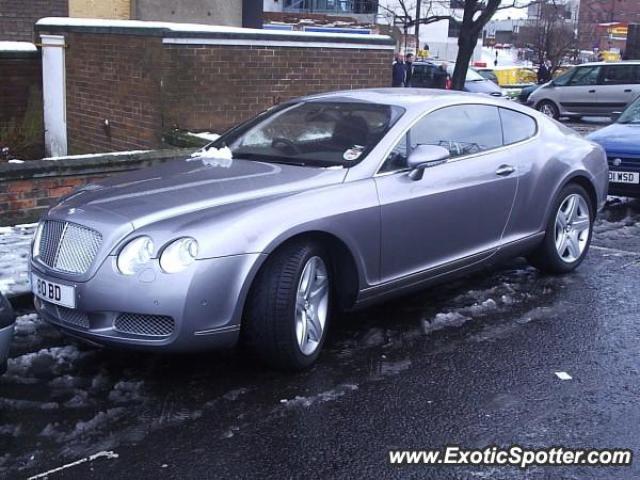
[2,119,640,480]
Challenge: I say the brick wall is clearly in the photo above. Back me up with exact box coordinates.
[36,21,394,155]
[578,0,640,49]
[0,0,67,42]
[0,149,193,224]
[64,32,165,154]
[163,45,391,133]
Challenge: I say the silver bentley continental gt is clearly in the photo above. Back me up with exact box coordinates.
[30,89,608,370]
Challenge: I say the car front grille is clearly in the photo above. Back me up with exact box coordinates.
[114,313,175,337]
[40,300,90,330]
[38,220,102,275]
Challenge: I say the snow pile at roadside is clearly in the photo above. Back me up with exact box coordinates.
[0,41,36,52]
[189,132,220,142]
[0,224,35,296]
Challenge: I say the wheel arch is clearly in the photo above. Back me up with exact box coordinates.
[542,173,598,229]
[245,230,361,313]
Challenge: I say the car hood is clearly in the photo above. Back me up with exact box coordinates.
[56,155,348,229]
[465,79,503,96]
[586,123,640,156]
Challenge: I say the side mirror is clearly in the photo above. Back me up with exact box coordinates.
[407,145,450,181]
[611,111,622,122]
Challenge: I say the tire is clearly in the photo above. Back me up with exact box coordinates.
[536,100,560,119]
[242,241,332,371]
[527,184,594,274]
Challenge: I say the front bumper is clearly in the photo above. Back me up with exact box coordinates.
[32,253,265,353]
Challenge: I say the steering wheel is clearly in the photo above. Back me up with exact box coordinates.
[271,137,302,155]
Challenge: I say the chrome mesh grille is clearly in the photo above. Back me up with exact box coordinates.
[57,306,90,329]
[114,314,175,337]
[38,221,102,274]
[40,301,89,330]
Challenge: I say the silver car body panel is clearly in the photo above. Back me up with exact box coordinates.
[31,89,608,352]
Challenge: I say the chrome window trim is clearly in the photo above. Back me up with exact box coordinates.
[373,102,541,177]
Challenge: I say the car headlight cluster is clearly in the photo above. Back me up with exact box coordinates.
[116,236,199,275]
[32,222,44,258]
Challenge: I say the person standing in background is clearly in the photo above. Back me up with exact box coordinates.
[392,52,406,87]
[404,53,414,86]
[537,60,551,84]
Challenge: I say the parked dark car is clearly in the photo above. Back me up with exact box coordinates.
[587,95,640,197]
[0,293,15,374]
[410,61,504,96]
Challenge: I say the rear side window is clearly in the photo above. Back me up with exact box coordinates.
[499,108,537,145]
[410,104,503,158]
[602,65,637,85]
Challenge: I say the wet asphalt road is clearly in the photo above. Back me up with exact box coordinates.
[2,198,640,480]
[3,121,640,480]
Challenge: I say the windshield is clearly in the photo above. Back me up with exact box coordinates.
[618,96,640,124]
[445,64,485,81]
[210,101,405,167]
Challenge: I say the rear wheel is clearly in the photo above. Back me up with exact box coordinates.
[528,184,593,273]
[242,241,331,371]
[536,100,560,119]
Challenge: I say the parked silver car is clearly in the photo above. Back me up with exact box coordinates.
[528,61,640,119]
[30,89,608,370]
[0,293,15,374]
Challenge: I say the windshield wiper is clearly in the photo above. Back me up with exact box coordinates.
[232,152,308,167]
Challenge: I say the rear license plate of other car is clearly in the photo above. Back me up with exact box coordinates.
[609,171,639,184]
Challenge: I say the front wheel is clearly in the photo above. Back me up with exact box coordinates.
[536,100,560,119]
[242,241,331,371]
[527,184,593,273]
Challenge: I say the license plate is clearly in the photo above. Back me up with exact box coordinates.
[609,171,640,184]
[32,273,76,309]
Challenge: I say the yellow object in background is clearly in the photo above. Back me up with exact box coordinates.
[69,0,131,19]
[492,67,537,87]
[599,51,622,62]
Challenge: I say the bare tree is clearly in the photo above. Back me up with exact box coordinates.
[518,0,578,71]
[381,0,538,90]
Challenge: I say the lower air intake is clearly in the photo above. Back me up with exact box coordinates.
[114,313,175,337]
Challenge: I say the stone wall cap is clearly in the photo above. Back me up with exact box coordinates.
[35,17,395,45]
[0,148,194,181]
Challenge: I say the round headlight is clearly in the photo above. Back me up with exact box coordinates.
[160,238,198,274]
[117,236,154,276]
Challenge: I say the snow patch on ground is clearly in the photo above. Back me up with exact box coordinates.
[280,384,358,408]
[189,132,220,142]
[0,41,36,52]
[0,223,35,296]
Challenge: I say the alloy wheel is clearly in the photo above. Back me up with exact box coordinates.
[295,256,329,356]
[554,193,591,263]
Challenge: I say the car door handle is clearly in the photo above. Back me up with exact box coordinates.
[624,89,632,93]
[588,89,596,93]
[496,165,515,176]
